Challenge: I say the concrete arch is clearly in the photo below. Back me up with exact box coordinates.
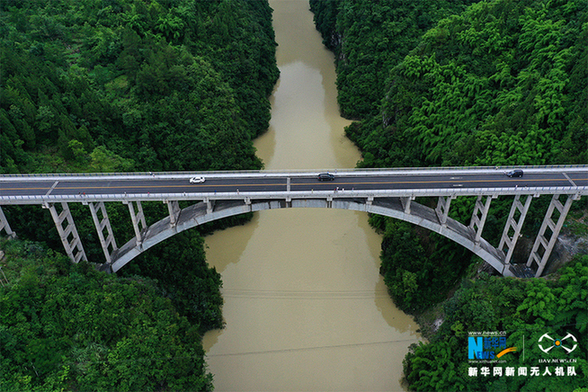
[108,197,512,276]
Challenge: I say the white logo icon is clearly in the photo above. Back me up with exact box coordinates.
[538,333,578,354]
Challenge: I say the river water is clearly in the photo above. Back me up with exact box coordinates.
[202,1,421,390]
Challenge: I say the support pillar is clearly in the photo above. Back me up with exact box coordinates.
[469,195,494,244]
[45,202,87,263]
[0,206,16,238]
[401,196,415,214]
[436,195,454,227]
[205,198,214,214]
[498,195,533,268]
[88,202,118,263]
[499,195,533,267]
[166,200,180,228]
[124,201,146,247]
[526,194,578,277]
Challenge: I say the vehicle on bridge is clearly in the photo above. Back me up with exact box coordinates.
[189,176,206,183]
[318,172,335,181]
[506,169,524,178]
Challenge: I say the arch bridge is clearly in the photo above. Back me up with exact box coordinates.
[1,166,587,278]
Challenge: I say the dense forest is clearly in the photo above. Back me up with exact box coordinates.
[0,0,278,390]
[345,0,588,168]
[0,238,213,391]
[310,0,587,391]
[1,0,278,173]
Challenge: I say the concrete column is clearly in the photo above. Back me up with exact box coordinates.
[401,196,415,214]
[0,206,16,238]
[469,195,494,244]
[499,195,533,267]
[436,196,454,227]
[166,200,180,228]
[125,201,146,247]
[88,202,118,263]
[45,202,87,263]
[287,177,291,193]
[205,198,214,214]
[326,194,333,208]
[526,194,578,277]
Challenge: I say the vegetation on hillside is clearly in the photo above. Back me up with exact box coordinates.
[0,239,213,391]
[1,0,278,173]
[310,0,479,119]
[347,0,588,168]
[1,0,279,390]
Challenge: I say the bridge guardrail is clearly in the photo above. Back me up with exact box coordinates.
[1,186,586,205]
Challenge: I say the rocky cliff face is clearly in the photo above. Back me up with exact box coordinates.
[546,234,588,275]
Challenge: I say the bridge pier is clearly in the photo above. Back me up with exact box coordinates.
[526,194,579,277]
[205,198,215,214]
[166,200,180,229]
[0,206,16,239]
[436,196,454,227]
[469,195,495,245]
[125,200,146,248]
[44,202,87,263]
[326,195,333,208]
[499,195,534,269]
[401,196,414,214]
[88,202,118,264]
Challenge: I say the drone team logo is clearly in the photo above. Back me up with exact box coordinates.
[538,333,578,354]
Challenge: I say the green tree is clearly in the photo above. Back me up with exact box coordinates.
[90,146,134,172]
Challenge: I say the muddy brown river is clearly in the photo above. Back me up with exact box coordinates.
[202,1,421,390]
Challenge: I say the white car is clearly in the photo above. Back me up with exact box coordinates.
[189,176,205,184]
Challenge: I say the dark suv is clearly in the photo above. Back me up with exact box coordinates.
[506,169,524,178]
[318,172,335,181]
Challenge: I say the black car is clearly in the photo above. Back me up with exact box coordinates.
[506,169,524,178]
[318,172,335,181]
